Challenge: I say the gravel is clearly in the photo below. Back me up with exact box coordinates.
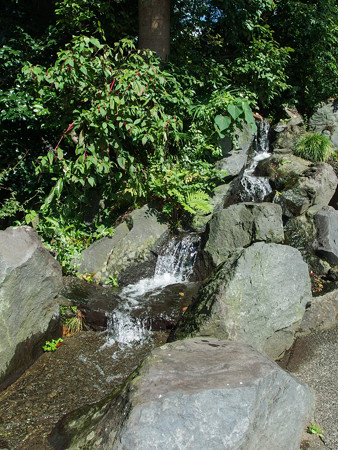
[283,326,338,450]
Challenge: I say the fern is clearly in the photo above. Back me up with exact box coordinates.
[183,190,212,214]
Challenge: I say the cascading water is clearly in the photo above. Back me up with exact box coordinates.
[102,234,200,348]
[240,119,272,202]
[101,310,151,349]
[121,234,199,299]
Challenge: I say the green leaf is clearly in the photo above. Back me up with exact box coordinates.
[87,176,95,187]
[42,178,63,208]
[214,115,231,132]
[117,155,126,169]
[55,177,63,199]
[47,151,54,165]
[242,101,257,133]
[142,135,147,145]
[89,37,101,48]
[227,104,242,121]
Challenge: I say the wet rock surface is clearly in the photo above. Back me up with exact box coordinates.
[0,330,167,449]
[61,277,199,333]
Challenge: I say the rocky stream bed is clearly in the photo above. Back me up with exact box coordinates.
[0,330,167,449]
[1,106,337,449]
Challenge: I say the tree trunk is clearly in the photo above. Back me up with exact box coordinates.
[138,0,170,60]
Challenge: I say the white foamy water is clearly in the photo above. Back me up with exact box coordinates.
[120,234,199,302]
[240,119,272,202]
[101,234,200,348]
[120,273,179,300]
[101,310,150,349]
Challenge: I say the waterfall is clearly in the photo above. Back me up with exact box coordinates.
[101,310,151,349]
[240,119,272,202]
[102,234,200,348]
[120,234,199,300]
[154,234,199,281]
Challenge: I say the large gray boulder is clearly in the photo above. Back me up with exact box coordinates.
[257,153,311,186]
[310,99,338,149]
[191,181,235,231]
[51,338,314,450]
[0,226,63,388]
[275,162,337,217]
[170,242,312,360]
[203,203,284,268]
[76,221,129,277]
[313,206,338,265]
[77,205,168,282]
[258,152,337,217]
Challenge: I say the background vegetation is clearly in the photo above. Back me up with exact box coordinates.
[0,0,337,272]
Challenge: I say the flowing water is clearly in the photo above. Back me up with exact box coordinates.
[0,123,274,448]
[240,119,272,202]
[102,234,200,348]
[0,234,201,449]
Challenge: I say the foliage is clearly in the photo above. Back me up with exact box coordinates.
[271,0,338,112]
[307,423,324,438]
[54,0,137,45]
[20,37,185,211]
[64,315,86,334]
[27,215,113,275]
[190,89,258,138]
[2,0,336,265]
[43,338,63,352]
[294,133,335,163]
[104,275,119,287]
[229,32,292,107]
[12,36,256,227]
[60,305,79,317]
[171,0,292,108]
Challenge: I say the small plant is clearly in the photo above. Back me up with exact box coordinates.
[61,306,87,335]
[43,338,63,352]
[307,423,324,438]
[64,314,86,334]
[294,133,334,162]
[104,275,119,287]
[78,273,96,282]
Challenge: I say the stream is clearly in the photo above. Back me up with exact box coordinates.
[0,121,272,449]
[239,119,272,202]
[0,235,201,449]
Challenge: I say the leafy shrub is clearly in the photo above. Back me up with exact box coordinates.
[294,133,335,162]
[16,212,114,275]
[15,36,256,224]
